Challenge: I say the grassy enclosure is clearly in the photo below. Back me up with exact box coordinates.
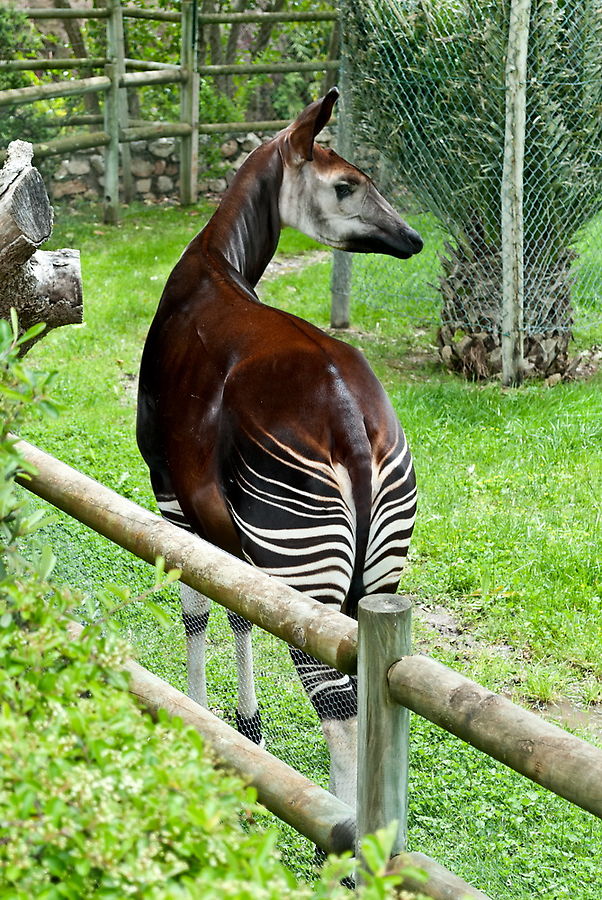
[17,199,602,898]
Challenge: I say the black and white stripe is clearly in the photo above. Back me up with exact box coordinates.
[364,431,417,594]
[224,431,357,606]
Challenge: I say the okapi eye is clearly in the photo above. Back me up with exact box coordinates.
[335,182,354,201]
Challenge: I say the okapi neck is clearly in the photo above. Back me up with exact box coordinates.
[203,142,283,289]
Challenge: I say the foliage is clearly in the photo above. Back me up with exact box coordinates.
[0,6,56,150]
[345,0,602,332]
[0,313,418,899]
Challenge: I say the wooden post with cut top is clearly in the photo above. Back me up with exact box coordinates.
[180,0,199,205]
[356,595,412,864]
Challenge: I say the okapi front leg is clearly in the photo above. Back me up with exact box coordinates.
[290,647,358,810]
[227,610,264,747]
[180,583,211,707]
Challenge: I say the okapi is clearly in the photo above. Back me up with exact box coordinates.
[137,88,422,811]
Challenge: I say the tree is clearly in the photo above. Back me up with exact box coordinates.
[345,0,602,378]
[0,6,56,151]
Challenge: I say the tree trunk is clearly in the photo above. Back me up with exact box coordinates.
[436,235,574,380]
[53,0,102,118]
[0,141,83,353]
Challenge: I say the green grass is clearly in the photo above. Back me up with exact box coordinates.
[18,200,602,898]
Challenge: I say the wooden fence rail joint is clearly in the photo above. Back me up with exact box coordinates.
[388,654,602,820]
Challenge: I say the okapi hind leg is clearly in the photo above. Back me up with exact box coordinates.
[227,610,264,747]
[289,647,358,810]
[180,583,211,707]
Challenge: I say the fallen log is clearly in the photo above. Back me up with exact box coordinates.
[0,140,82,352]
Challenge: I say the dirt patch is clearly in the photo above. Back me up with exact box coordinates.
[263,250,329,280]
[414,601,602,740]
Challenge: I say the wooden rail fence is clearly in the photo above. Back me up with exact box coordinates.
[0,3,339,223]
[13,435,602,898]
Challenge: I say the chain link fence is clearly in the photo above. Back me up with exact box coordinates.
[342,0,602,379]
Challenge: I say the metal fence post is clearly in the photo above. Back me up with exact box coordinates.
[501,0,531,386]
[330,13,352,328]
[356,595,412,863]
[180,0,199,205]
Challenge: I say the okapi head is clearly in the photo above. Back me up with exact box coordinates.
[277,87,423,260]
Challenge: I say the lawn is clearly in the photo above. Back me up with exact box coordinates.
[17,199,602,898]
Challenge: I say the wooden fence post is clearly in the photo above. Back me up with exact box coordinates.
[356,595,412,863]
[501,0,531,386]
[104,0,130,223]
[180,0,199,205]
[103,59,120,225]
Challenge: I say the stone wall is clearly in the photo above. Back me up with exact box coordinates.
[48,128,335,204]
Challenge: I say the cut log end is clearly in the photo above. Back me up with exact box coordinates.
[1,140,82,352]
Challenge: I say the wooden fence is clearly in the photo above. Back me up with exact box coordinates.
[14,435,602,899]
[0,3,339,223]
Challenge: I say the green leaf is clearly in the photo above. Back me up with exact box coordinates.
[146,599,172,627]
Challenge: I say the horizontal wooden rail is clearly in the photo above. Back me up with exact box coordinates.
[122,7,181,22]
[66,621,489,899]
[0,75,110,107]
[32,131,110,159]
[198,11,339,24]
[56,114,104,126]
[388,853,491,900]
[120,69,186,87]
[199,60,339,77]
[21,7,110,18]
[120,122,192,142]
[14,438,358,675]
[124,58,183,71]
[20,7,338,24]
[389,654,602,819]
[0,57,108,71]
[198,119,290,135]
[66,621,355,855]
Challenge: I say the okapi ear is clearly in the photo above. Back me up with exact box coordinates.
[288,87,340,162]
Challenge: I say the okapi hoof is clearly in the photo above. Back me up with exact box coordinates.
[236,709,264,747]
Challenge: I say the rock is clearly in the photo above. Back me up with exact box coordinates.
[546,372,562,387]
[136,178,152,194]
[153,159,166,175]
[149,137,176,158]
[488,346,502,374]
[440,344,454,368]
[130,158,154,178]
[220,139,239,159]
[52,178,87,199]
[232,152,249,171]
[53,160,70,179]
[89,154,104,175]
[241,132,262,153]
[66,157,90,176]
[157,175,173,193]
[208,177,227,193]
[129,141,148,154]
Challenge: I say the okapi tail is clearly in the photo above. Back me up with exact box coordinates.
[340,447,374,621]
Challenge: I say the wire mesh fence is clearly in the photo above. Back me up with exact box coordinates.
[342,0,602,379]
